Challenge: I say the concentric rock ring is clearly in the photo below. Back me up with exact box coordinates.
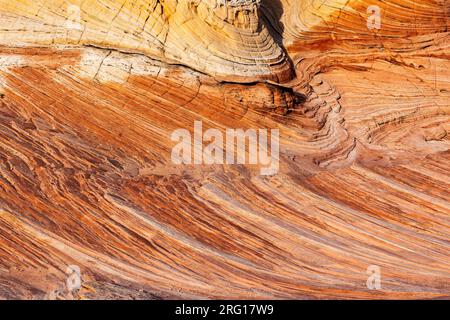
[0,0,294,82]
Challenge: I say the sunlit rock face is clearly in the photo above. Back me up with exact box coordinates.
[0,0,449,300]
[0,0,293,82]
[193,0,261,31]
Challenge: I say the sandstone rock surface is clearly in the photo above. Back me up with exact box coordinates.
[0,0,449,299]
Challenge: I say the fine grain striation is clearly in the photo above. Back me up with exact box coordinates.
[0,0,449,299]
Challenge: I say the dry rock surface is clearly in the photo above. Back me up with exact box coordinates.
[0,0,449,299]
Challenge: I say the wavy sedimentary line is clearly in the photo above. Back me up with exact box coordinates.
[60,47,324,158]
[0,208,213,299]
[2,43,448,297]
[276,0,450,169]
[0,0,449,300]
[0,0,294,82]
[280,0,450,43]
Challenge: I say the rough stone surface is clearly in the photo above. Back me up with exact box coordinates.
[0,0,449,299]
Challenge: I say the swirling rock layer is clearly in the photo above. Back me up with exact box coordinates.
[0,0,293,82]
[0,0,449,299]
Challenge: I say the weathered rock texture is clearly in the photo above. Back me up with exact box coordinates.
[0,0,293,82]
[0,0,449,299]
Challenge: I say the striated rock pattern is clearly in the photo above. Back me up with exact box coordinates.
[0,0,449,299]
[0,0,293,82]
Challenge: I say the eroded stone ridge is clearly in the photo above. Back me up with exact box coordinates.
[0,0,449,300]
[0,0,293,82]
